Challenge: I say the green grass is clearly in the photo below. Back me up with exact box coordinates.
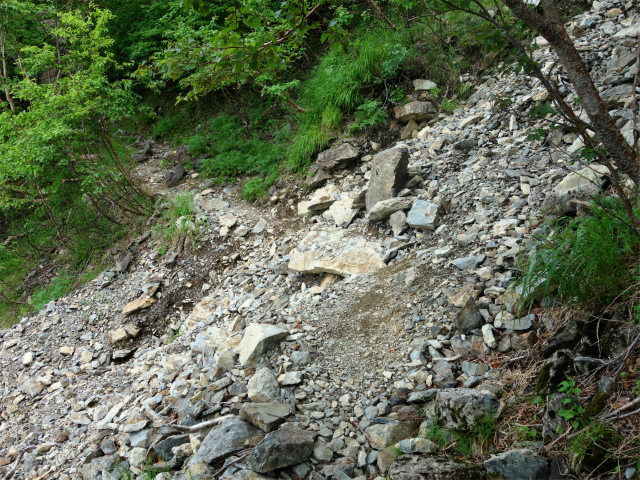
[151,193,202,247]
[518,196,640,311]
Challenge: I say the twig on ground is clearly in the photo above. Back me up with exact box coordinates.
[602,397,640,420]
[172,414,235,433]
[212,449,252,477]
[613,331,640,378]
[350,419,381,448]
[540,426,573,453]
[2,453,23,480]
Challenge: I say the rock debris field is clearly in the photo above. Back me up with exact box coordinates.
[1,1,639,479]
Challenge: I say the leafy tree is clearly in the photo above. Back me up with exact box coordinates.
[0,7,149,244]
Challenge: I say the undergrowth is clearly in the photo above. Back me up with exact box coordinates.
[518,196,640,311]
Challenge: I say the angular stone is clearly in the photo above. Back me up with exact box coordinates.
[365,148,409,211]
[316,144,360,170]
[364,421,418,449]
[394,101,436,122]
[406,200,442,230]
[544,320,584,357]
[59,346,74,356]
[390,454,487,479]
[107,327,128,344]
[435,388,500,431]
[482,324,497,349]
[511,331,538,350]
[237,323,289,367]
[187,417,260,467]
[307,185,340,212]
[240,403,292,433]
[248,368,282,403]
[220,213,237,227]
[455,297,482,334]
[165,164,185,187]
[327,195,359,228]
[288,230,385,277]
[390,210,408,236]
[227,471,273,480]
[152,434,190,461]
[248,424,315,473]
[554,164,609,198]
[368,197,414,222]
[452,255,485,271]
[484,449,547,480]
[123,295,156,316]
[413,79,437,91]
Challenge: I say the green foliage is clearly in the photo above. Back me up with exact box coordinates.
[519,196,640,309]
[349,100,387,134]
[30,274,75,312]
[389,87,407,104]
[321,106,343,130]
[287,126,328,170]
[557,374,585,430]
[152,193,201,246]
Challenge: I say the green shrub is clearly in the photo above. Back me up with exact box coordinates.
[287,126,328,170]
[152,115,181,139]
[519,196,640,310]
[348,100,387,134]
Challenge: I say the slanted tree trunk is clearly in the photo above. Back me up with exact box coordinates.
[503,0,640,186]
[0,27,15,111]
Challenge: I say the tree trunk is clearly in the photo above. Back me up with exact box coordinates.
[0,28,15,111]
[503,0,640,186]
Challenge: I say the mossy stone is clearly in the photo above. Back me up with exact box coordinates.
[583,391,610,420]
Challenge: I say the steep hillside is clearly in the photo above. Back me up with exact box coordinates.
[0,1,639,480]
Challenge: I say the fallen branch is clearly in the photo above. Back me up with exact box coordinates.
[2,452,22,480]
[573,356,608,364]
[614,330,640,378]
[212,449,252,478]
[540,425,573,454]
[350,419,382,449]
[602,397,640,420]
[172,414,235,433]
[616,407,640,421]
[2,234,26,246]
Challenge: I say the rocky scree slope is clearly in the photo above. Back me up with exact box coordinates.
[0,1,639,479]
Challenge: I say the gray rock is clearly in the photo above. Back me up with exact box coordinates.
[453,138,478,152]
[455,297,483,334]
[227,471,273,480]
[165,164,186,187]
[365,421,418,448]
[237,323,289,367]
[152,434,190,461]
[389,210,408,235]
[406,200,443,230]
[317,144,360,170]
[435,388,500,431]
[248,423,315,473]
[394,102,436,122]
[413,79,437,91]
[484,449,547,480]
[368,197,414,222]
[365,148,409,211]
[240,403,292,432]
[536,349,573,395]
[462,361,489,377]
[544,320,584,357]
[248,368,282,403]
[389,454,487,479]
[188,417,260,467]
[451,255,485,271]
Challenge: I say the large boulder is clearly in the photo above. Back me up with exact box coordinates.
[187,417,260,467]
[434,388,500,431]
[316,144,360,170]
[288,230,385,276]
[365,148,409,211]
[484,449,547,480]
[394,101,436,122]
[389,454,487,479]
[455,297,483,334]
[543,165,610,218]
[306,184,341,212]
[237,323,289,367]
[247,424,315,473]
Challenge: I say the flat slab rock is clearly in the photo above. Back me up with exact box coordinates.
[187,417,260,467]
[288,230,385,276]
[365,147,409,211]
[239,403,293,432]
[435,388,500,431]
[484,448,547,480]
[316,143,360,170]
